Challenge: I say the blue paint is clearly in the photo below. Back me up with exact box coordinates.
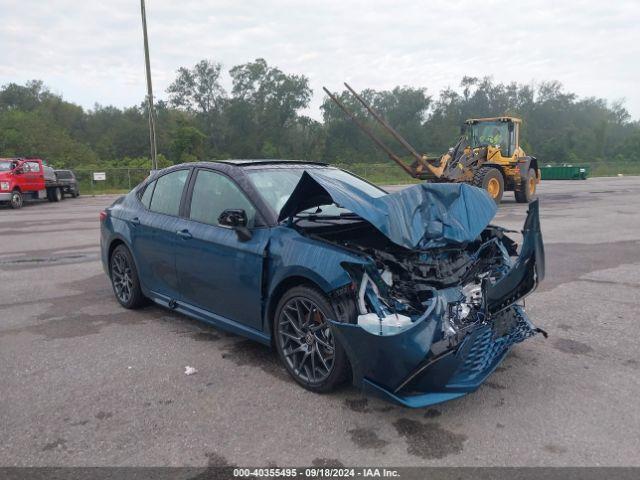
[101,162,544,408]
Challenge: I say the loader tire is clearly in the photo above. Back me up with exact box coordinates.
[473,167,504,204]
[515,168,537,203]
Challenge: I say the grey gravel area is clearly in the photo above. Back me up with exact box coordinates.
[1,177,639,466]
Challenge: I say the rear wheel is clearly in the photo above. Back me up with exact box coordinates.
[473,167,504,204]
[110,244,146,309]
[47,187,62,202]
[10,190,23,209]
[274,286,350,393]
[515,168,537,203]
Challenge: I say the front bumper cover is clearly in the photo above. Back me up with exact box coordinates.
[329,200,545,408]
[331,306,538,408]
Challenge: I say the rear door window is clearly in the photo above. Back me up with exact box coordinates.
[149,170,189,216]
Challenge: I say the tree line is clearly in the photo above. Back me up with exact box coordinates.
[1,58,639,171]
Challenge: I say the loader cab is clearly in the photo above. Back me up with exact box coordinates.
[465,117,521,160]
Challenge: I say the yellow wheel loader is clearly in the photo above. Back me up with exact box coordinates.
[324,83,540,204]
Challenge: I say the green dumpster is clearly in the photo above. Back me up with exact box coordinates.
[540,165,589,180]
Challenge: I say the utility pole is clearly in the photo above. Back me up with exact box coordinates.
[140,0,158,171]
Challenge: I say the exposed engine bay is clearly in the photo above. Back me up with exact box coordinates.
[297,215,534,340]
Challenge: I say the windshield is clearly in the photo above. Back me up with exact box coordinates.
[0,161,14,172]
[467,121,509,148]
[246,167,386,217]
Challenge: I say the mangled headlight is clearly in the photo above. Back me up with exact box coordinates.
[355,272,413,336]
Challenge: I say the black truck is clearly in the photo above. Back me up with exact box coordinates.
[54,169,80,198]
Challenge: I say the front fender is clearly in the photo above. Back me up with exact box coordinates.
[266,227,368,296]
[516,156,538,178]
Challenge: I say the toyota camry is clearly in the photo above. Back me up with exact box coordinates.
[100,160,545,407]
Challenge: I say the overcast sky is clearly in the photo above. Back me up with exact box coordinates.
[1,0,639,119]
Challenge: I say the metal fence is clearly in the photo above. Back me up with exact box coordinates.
[73,165,419,194]
[74,169,151,194]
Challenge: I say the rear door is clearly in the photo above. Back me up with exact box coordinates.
[175,168,269,330]
[131,169,191,300]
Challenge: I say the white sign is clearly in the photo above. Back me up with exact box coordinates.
[93,172,106,181]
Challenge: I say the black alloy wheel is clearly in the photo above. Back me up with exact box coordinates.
[109,244,145,309]
[274,286,349,392]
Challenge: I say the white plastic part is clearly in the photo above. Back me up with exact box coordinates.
[357,311,413,336]
[357,273,381,314]
[380,270,393,286]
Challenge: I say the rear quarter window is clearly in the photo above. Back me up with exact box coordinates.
[140,181,155,208]
[148,170,189,216]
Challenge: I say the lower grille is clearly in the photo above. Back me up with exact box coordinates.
[449,308,536,385]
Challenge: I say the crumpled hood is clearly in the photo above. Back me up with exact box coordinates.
[278,170,498,250]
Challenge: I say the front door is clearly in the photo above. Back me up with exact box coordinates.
[24,161,42,193]
[175,168,269,331]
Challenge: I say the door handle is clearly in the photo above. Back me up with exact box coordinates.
[130,217,141,226]
[176,229,192,240]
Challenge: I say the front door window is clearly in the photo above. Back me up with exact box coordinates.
[189,170,256,227]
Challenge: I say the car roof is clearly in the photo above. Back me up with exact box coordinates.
[215,159,329,167]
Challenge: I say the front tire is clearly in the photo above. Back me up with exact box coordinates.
[515,168,537,203]
[473,167,504,204]
[110,244,146,309]
[274,286,350,393]
[10,190,23,209]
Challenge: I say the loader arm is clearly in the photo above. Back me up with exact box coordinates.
[323,84,448,179]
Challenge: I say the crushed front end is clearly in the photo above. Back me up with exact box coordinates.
[326,201,546,408]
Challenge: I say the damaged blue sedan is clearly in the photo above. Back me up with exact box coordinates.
[100,160,545,407]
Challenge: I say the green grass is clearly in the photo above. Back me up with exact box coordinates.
[340,162,640,184]
[585,162,640,177]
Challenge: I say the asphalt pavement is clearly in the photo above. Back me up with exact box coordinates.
[1,177,639,467]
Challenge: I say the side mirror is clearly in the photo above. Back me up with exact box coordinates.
[218,209,252,241]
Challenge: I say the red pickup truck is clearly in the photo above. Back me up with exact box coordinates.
[0,158,67,209]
